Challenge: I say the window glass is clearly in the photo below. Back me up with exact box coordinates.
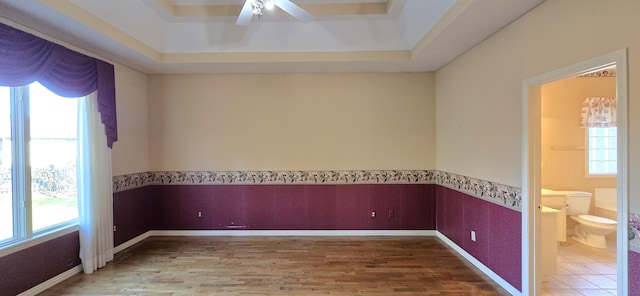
[29,82,78,231]
[0,87,11,241]
[587,127,617,175]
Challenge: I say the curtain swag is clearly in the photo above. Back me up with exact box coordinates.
[0,22,117,147]
[580,97,616,128]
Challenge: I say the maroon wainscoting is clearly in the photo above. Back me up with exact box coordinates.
[401,184,436,230]
[436,186,522,291]
[630,250,640,294]
[146,184,436,231]
[463,193,490,263]
[113,186,159,246]
[0,231,80,296]
[437,187,465,245]
[336,185,370,229]
[156,185,217,230]
[272,185,306,229]
[368,185,401,229]
[487,201,521,290]
[305,185,338,230]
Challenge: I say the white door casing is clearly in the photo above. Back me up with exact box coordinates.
[521,49,628,296]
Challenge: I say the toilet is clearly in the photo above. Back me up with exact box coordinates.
[567,189,617,249]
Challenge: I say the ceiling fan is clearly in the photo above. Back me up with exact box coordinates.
[236,0,313,26]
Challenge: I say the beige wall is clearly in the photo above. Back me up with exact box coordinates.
[435,0,639,212]
[111,64,150,176]
[148,72,435,171]
[541,76,617,193]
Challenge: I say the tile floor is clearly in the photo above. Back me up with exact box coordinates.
[542,238,617,296]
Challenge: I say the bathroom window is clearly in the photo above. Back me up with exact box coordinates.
[587,127,617,176]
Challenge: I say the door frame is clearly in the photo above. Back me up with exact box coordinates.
[521,49,629,295]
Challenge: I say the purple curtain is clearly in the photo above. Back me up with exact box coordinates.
[0,22,117,147]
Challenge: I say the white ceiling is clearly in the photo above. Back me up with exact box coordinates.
[0,0,543,74]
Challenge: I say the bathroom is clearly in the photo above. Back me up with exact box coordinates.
[540,68,618,295]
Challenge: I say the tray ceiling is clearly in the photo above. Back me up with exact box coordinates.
[0,0,543,74]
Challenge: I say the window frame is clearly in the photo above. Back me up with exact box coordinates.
[0,83,79,252]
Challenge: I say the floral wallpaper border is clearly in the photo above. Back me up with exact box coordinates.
[433,171,522,209]
[112,170,522,210]
[629,213,640,253]
[578,68,616,77]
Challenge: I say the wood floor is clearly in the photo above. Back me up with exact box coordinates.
[41,236,509,295]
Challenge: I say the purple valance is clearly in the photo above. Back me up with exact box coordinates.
[0,22,117,147]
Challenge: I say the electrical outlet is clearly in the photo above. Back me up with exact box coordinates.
[113,225,116,232]
[388,210,394,218]
[198,211,202,218]
[471,231,476,242]
[371,211,376,218]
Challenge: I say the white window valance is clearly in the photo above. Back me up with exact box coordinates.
[580,97,616,128]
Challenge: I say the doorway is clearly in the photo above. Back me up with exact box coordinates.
[521,49,629,295]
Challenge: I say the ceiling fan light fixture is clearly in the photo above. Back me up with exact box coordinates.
[237,0,312,25]
[251,0,264,15]
[251,0,273,16]
[264,0,275,10]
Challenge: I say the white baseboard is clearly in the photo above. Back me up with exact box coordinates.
[436,232,520,296]
[17,265,83,296]
[147,229,437,237]
[113,231,152,253]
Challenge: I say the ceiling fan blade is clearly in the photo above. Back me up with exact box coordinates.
[274,0,312,23]
[236,0,254,26]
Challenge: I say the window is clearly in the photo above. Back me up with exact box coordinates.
[0,82,78,246]
[587,127,617,176]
